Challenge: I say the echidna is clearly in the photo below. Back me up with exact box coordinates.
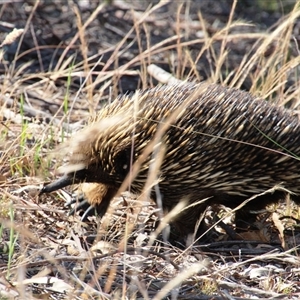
[40,82,300,237]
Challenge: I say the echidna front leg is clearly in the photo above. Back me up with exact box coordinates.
[66,195,94,220]
[67,183,118,221]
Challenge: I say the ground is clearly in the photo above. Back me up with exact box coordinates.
[1,0,300,299]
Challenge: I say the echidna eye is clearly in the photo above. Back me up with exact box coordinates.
[115,148,132,176]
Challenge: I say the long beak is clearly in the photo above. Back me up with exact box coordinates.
[40,174,77,194]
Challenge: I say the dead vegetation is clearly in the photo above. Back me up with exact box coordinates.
[1,0,300,299]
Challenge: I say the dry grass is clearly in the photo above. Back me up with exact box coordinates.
[1,0,300,299]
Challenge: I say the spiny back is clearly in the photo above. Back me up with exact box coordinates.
[84,82,300,194]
